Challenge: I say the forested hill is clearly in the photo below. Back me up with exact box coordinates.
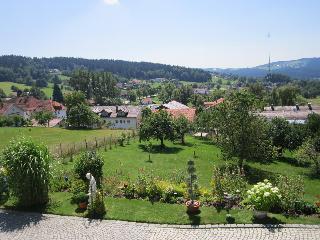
[0,55,211,83]
[207,57,320,80]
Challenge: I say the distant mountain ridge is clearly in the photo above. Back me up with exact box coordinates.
[206,57,320,79]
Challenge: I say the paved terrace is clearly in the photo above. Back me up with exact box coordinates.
[0,210,319,240]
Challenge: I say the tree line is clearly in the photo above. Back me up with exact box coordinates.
[0,55,211,83]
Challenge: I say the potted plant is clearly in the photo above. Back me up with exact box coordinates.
[244,179,281,219]
[185,159,200,213]
[72,192,89,209]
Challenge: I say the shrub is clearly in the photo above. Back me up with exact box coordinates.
[74,151,104,186]
[118,133,126,147]
[212,165,247,203]
[275,175,305,213]
[50,169,72,192]
[1,138,51,207]
[295,139,320,175]
[71,191,89,204]
[0,167,9,198]
[243,179,281,212]
[87,191,106,219]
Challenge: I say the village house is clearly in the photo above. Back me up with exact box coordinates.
[140,97,153,105]
[154,100,196,122]
[156,100,190,110]
[92,105,142,129]
[204,98,224,109]
[258,104,320,124]
[193,88,209,95]
[0,96,66,120]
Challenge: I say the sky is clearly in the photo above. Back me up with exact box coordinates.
[0,0,319,68]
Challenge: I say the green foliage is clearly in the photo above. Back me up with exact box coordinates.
[306,113,320,136]
[139,110,175,147]
[52,83,64,103]
[173,85,193,105]
[74,151,104,186]
[118,133,126,147]
[212,91,277,168]
[87,191,106,219]
[158,82,176,103]
[71,191,88,204]
[212,165,248,203]
[0,115,29,127]
[186,159,198,201]
[295,139,320,175]
[275,175,305,213]
[0,167,8,198]
[65,92,101,129]
[269,118,306,152]
[243,179,281,211]
[174,115,191,144]
[0,88,6,98]
[1,138,51,206]
[33,111,54,127]
[29,86,47,100]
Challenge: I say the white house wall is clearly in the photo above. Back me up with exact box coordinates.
[104,117,138,129]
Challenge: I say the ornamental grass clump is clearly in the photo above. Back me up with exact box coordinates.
[1,138,51,207]
[244,179,281,212]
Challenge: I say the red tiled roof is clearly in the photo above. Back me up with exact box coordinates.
[165,108,196,122]
[204,98,224,108]
[0,97,66,116]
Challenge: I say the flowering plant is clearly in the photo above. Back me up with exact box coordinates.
[244,179,281,211]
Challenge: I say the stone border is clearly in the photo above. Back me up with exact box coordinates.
[1,209,320,230]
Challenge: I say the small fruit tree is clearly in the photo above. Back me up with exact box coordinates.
[1,138,51,207]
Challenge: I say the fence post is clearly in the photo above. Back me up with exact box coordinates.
[60,143,63,158]
[85,139,88,150]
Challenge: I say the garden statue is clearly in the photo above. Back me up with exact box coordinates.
[86,173,97,205]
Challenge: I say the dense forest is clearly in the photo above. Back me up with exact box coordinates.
[0,55,211,83]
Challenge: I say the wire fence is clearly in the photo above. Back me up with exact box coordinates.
[49,130,137,160]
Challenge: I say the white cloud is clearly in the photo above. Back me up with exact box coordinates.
[103,0,119,5]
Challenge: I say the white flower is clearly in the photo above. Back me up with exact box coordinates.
[263,192,270,197]
[263,179,269,183]
[236,189,240,193]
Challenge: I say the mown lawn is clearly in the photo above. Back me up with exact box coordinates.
[3,192,320,224]
[0,81,53,97]
[0,127,127,149]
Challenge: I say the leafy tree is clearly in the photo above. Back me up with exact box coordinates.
[265,73,291,84]
[174,115,191,144]
[35,79,48,88]
[29,86,47,100]
[52,83,64,103]
[65,91,101,129]
[212,91,277,171]
[158,82,175,103]
[139,110,175,147]
[173,85,193,105]
[278,85,299,106]
[296,139,320,176]
[128,90,137,102]
[306,113,320,136]
[33,111,54,127]
[269,118,292,154]
[0,88,6,98]
[1,138,51,206]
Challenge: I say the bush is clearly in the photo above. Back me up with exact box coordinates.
[71,192,89,204]
[87,191,106,219]
[295,139,320,175]
[74,151,104,186]
[1,138,51,207]
[212,165,247,203]
[50,169,72,192]
[275,175,305,214]
[0,167,9,198]
[243,179,281,212]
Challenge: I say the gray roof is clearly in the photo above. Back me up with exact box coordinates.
[258,105,320,121]
[159,101,189,110]
[91,105,142,118]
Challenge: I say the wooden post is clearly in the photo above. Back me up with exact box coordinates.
[85,139,88,150]
[95,137,98,149]
[60,143,63,158]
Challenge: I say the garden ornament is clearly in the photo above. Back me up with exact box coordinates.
[86,172,97,205]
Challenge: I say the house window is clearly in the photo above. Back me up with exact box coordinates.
[120,120,122,124]
[127,120,130,123]
[115,120,118,124]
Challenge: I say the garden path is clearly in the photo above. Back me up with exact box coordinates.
[0,210,319,240]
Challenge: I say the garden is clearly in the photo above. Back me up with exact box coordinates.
[1,133,320,225]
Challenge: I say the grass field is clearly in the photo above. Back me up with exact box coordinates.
[0,127,127,149]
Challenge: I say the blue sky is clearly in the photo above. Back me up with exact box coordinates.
[1,0,319,68]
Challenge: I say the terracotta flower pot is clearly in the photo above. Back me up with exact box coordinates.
[186,200,200,213]
[79,202,87,209]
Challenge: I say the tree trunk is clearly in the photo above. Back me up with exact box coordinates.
[238,158,245,176]
[160,138,165,148]
[181,134,185,145]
